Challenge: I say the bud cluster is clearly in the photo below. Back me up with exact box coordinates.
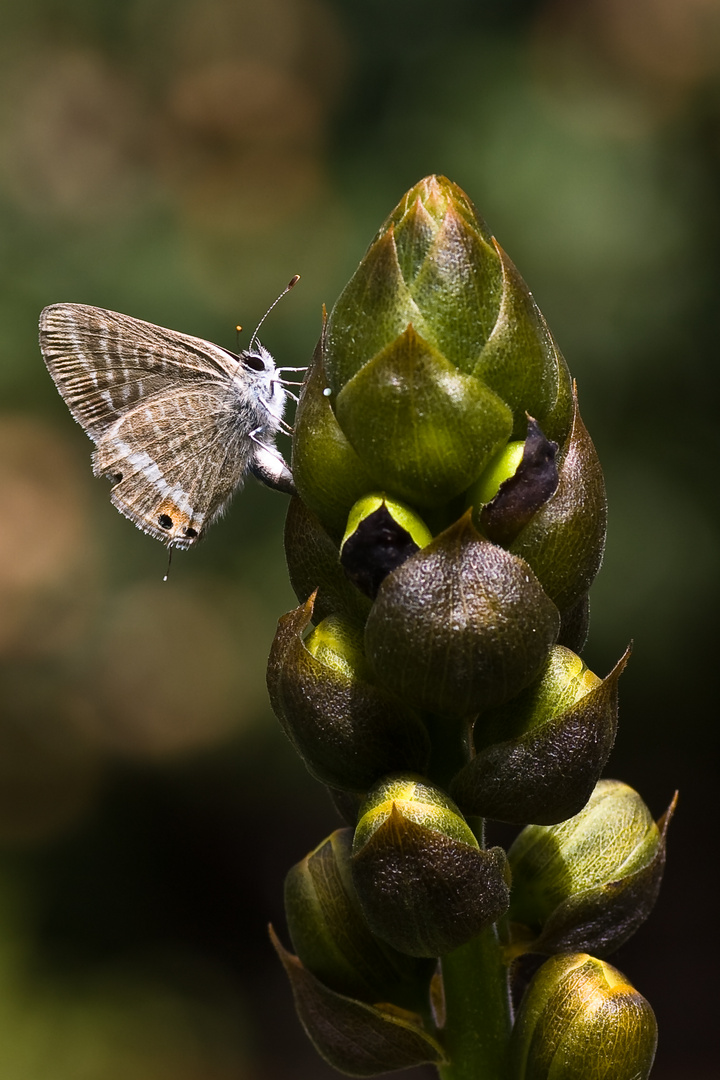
[268,177,670,1078]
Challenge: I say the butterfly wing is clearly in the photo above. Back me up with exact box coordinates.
[39,303,241,440]
[39,302,292,547]
[93,383,253,548]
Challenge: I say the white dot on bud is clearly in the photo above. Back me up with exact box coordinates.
[323,387,332,397]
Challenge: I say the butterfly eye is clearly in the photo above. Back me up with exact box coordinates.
[243,353,266,372]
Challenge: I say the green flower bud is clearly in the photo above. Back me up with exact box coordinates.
[326,184,503,388]
[469,439,526,506]
[352,775,510,957]
[450,646,628,825]
[284,828,434,1009]
[508,780,675,955]
[270,925,446,1076]
[510,953,658,1080]
[507,388,607,613]
[267,598,430,791]
[340,494,433,599]
[293,175,574,535]
[364,513,560,717]
[291,324,378,538]
[284,495,373,626]
[476,417,559,548]
[334,323,514,509]
[474,240,574,445]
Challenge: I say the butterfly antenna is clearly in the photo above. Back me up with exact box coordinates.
[248,275,300,353]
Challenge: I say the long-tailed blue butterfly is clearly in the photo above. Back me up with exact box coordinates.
[39,278,301,550]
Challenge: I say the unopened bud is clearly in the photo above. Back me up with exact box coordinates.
[450,646,627,825]
[508,780,675,955]
[510,953,657,1080]
[267,598,429,791]
[352,775,509,957]
[284,828,433,1008]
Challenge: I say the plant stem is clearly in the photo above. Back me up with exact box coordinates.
[437,922,513,1080]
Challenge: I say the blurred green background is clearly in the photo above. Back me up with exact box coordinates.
[0,0,718,1076]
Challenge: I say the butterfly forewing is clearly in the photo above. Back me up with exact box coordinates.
[39,304,243,439]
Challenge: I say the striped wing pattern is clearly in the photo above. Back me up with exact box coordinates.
[39,303,240,438]
[39,303,261,549]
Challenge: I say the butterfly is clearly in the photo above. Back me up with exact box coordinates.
[38,281,301,550]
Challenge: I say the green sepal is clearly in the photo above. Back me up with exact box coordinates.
[325,227,427,392]
[380,175,496,258]
[284,496,372,626]
[292,325,377,538]
[474,242,573,442]
[351,775,510,957]
[363,175,503,374]
[335,325,513,509]
[304,612,370,677]
[270,926,446,1077]
[450,646,629,825]
[509,387,607,612]
[266,598,430,791]
[364,512,560,717]
[391,194,438,285]
[284,829,435,1008]
[509,953,658,1080]
[508,781,676,956]
[406,204,504,375]
[354,775,479,848]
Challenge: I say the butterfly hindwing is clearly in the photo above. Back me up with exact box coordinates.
[94,384,253,548]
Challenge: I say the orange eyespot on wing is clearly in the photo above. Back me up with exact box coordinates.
[154,499,200,546]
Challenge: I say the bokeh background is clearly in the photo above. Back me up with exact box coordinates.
[1,0,718,1076]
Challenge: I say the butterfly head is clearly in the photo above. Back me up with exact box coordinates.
[239,341,287,415]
